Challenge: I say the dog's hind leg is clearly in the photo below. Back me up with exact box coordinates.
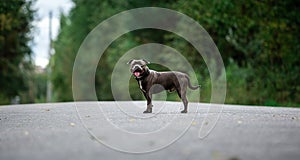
[181,94,188,113]
[177,87,188,113]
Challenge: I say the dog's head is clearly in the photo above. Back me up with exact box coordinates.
[127,59,150,78]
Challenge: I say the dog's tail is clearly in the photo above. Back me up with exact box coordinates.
[185,75,200,90]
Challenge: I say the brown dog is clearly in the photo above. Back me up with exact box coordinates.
[127,59,200,113]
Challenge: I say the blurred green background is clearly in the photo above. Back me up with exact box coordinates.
[0,0,299,107]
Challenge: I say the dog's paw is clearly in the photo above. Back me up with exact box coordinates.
[143,108,152,113]
[181,110,187,113]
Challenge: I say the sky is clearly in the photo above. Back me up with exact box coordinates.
[32,0,73,68]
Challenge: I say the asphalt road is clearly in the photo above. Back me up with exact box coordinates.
[0,101,299,160]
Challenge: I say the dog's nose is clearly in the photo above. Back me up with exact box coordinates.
[133,65,141,70]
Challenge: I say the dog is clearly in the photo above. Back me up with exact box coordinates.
[127,59,200,113]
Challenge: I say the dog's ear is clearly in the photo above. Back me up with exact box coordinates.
[142,59,150,64]
[127,59,134,65]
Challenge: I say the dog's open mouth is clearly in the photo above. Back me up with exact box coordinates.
[133,70,144,77]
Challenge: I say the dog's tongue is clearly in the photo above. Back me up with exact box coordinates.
[134,72,140,77]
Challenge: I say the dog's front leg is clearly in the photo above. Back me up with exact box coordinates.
[143,92,152,113]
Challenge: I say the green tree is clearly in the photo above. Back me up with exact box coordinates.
[53,0,299,106]
[52,0,171,101]
[0,0,35,104]
[171,0,300,106]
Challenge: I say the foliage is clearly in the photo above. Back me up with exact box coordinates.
[171,0,300,106]
[0,0,35,104]
[52,0,300,107]
[32,69,47,103]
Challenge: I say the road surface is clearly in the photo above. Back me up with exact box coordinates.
[0,101,299,160]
